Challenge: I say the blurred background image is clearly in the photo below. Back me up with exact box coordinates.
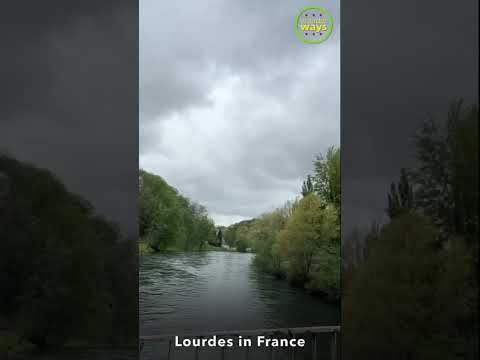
[341,0,478,358]
[0,1,138,358]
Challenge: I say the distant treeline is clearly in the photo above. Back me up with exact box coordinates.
[139,170,216,251]
[342,100,478,359]
[0,156,136,353]
[224,147,341,301]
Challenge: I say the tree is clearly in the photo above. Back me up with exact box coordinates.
[313,146,341,209]
[343,213,478,360]
[253,210,289,276]
[195,216,215,250]
[224,227,237,247]
[387,168,413,219]
[215,228,223,247]
[224,147,341,300]
[0,155,136,349]
[139,170,216,251]
[343,100,479,359]
[277,194,339,289]
[412,100,478,242]
[301,175,314,197]
[224,219,256,252]
[343,214,444,359]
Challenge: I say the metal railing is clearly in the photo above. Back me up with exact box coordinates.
[140,325,340,360]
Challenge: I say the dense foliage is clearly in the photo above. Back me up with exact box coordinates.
[139,170,216,251]
[0,155,137,351]
[343,100,478,359]
[223,219,257,252]
[225,147,341,301]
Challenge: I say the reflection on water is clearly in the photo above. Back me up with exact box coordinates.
[140,251,339,359]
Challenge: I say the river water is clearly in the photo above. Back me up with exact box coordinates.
[140,251,340,360]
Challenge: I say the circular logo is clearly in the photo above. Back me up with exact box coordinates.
[295,7,333,44]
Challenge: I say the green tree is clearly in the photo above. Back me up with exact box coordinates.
[224,219,256,252]
[224,227,237,247]
[277,194,339,291]
[139,170,216,252]
[313,146,341,209]
[253,210,289,276]
[301,175,314,197]
[224,147,341,300]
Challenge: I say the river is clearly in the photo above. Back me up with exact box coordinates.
[140,251,339,359]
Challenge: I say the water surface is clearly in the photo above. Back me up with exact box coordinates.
[140,251,339,359]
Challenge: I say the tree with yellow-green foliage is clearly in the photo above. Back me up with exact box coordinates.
[277,194,339,298]
[229,146,341,301]
[252,209,290,276]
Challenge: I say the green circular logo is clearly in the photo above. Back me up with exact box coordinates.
[295,7,333,44]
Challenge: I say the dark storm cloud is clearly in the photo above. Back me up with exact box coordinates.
[0,1,138,235]
[341,0,478,233]
[140,0,340,225]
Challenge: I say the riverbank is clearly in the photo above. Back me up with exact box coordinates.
[250,254,340,304]
[254,262,340,304]
[138,241,237,255]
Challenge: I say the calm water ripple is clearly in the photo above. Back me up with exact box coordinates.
[140,251,339,359]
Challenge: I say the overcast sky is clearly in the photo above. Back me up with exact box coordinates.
[1,1,138,236]
[140,0,340,226]
[341,0,478,236]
